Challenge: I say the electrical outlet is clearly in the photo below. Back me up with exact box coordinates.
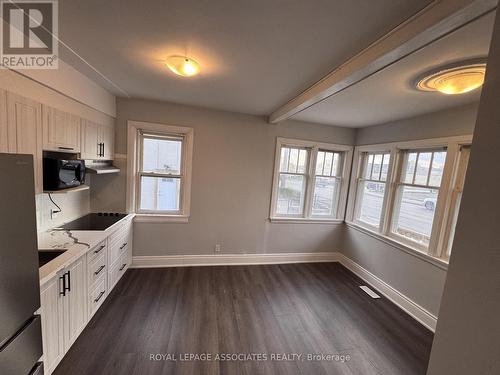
[50,209,60,220]
[214,244,221,253]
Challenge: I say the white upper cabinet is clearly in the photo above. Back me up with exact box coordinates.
[80,119,100,159]
[100,122,115,160]
[42,106,81,152]
[6,92,43,193]
[80,119,115,160]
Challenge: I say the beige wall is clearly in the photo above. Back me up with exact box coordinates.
[101,98,355,255]
[340,103,478,317]
[427,10,500,375]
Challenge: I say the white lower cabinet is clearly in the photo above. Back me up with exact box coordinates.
[40,254,88,375]
[40,217,133,374]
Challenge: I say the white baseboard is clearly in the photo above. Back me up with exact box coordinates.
[337,253,437,332]
[132,252,341,268]
[131,251,437,332]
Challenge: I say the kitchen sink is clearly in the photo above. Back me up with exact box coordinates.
[38,249,67,268]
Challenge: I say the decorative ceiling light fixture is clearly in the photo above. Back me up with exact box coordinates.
[415,59,487,95]
[166,55,200,77]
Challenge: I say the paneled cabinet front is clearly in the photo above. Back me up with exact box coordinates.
[42,106,81,152]
[6,92,43,193]
[81,119,115,160]
[40,254,88,375]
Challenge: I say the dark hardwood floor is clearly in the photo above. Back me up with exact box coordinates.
[54,263,433,375]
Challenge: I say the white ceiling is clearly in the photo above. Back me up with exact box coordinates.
[58,0,431,116]
[292,12,496,127]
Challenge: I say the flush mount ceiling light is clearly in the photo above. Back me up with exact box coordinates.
[415,60,487,95]
[166,55,200,77]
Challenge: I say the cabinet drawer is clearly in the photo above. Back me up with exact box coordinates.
[109,253,129,291]
[88,240,107,263]
[89,275,107,318]
[107,219,132,246]
[88,252,107,287]
[109,231,130,267]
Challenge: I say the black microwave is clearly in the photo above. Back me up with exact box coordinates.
[43,158,86,191]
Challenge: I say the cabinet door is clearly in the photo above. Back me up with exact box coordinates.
[99,122,115,160]
[63,255,88,351]
[42,106,81,152]
[80,119,99,159]
[40,274,65,375]
[0,89,8,153]
[6,92,43,193]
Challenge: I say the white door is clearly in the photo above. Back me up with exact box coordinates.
[6,92,43,193]
[80,119,100,159]
[40,273,65,375]
[63,255,88,351]
[42,106,81,152]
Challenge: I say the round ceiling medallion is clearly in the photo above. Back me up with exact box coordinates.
[416,61,487,95]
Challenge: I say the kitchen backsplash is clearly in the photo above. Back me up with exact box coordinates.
[36,189,90,232]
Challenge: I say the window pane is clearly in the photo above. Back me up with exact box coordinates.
[142,137,182,174]
[356,181,385,227]
[415,152,432,185]
[316,151,325,175]
[403,152,417,183]
[279,147,290,172]
[140,176,180,211]
[380,154,390,181]
[364,154,374,179]
[289,148,299,173]
[323,152,333,176]
[332,153,340,177]
[312,177,339,216]
[276,174,306,215]
[297,149,308,174]
[392,186,439,247]
[372,154,382,180]
[429,151,446,187]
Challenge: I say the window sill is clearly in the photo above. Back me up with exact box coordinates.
[270,217,343,224]
[134,214,190,223]
[345,221,449,270]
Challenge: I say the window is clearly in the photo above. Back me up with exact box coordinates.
[346,136,472,265]
[354,152,390,229]
[443,146,470,257]
[271,138,352,222]
[390,149,447,249]
[127,121,193,221]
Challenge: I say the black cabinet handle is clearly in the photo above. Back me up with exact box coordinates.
[94,265,105,275]
[58,146,74,150]
[119,263,126,271]
[59,275,66,296]
[102,142,105,157]
[119,242,127,250]
[65,271,71,293]
[94,245,105,254]
[94,291,105,303]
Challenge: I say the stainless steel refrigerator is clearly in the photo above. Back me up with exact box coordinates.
[0,154,44,374]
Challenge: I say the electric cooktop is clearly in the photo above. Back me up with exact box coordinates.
[61,212,127,231]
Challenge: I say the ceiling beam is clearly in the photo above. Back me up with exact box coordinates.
[268,0,498,124]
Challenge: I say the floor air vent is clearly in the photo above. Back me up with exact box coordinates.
[359,285,381,299]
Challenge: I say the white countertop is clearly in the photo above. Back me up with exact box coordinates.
[38,214,134,285]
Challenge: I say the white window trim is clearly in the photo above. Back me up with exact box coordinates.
[126,120,194,222]
[346,135,472,265]
[270,137,353,223]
